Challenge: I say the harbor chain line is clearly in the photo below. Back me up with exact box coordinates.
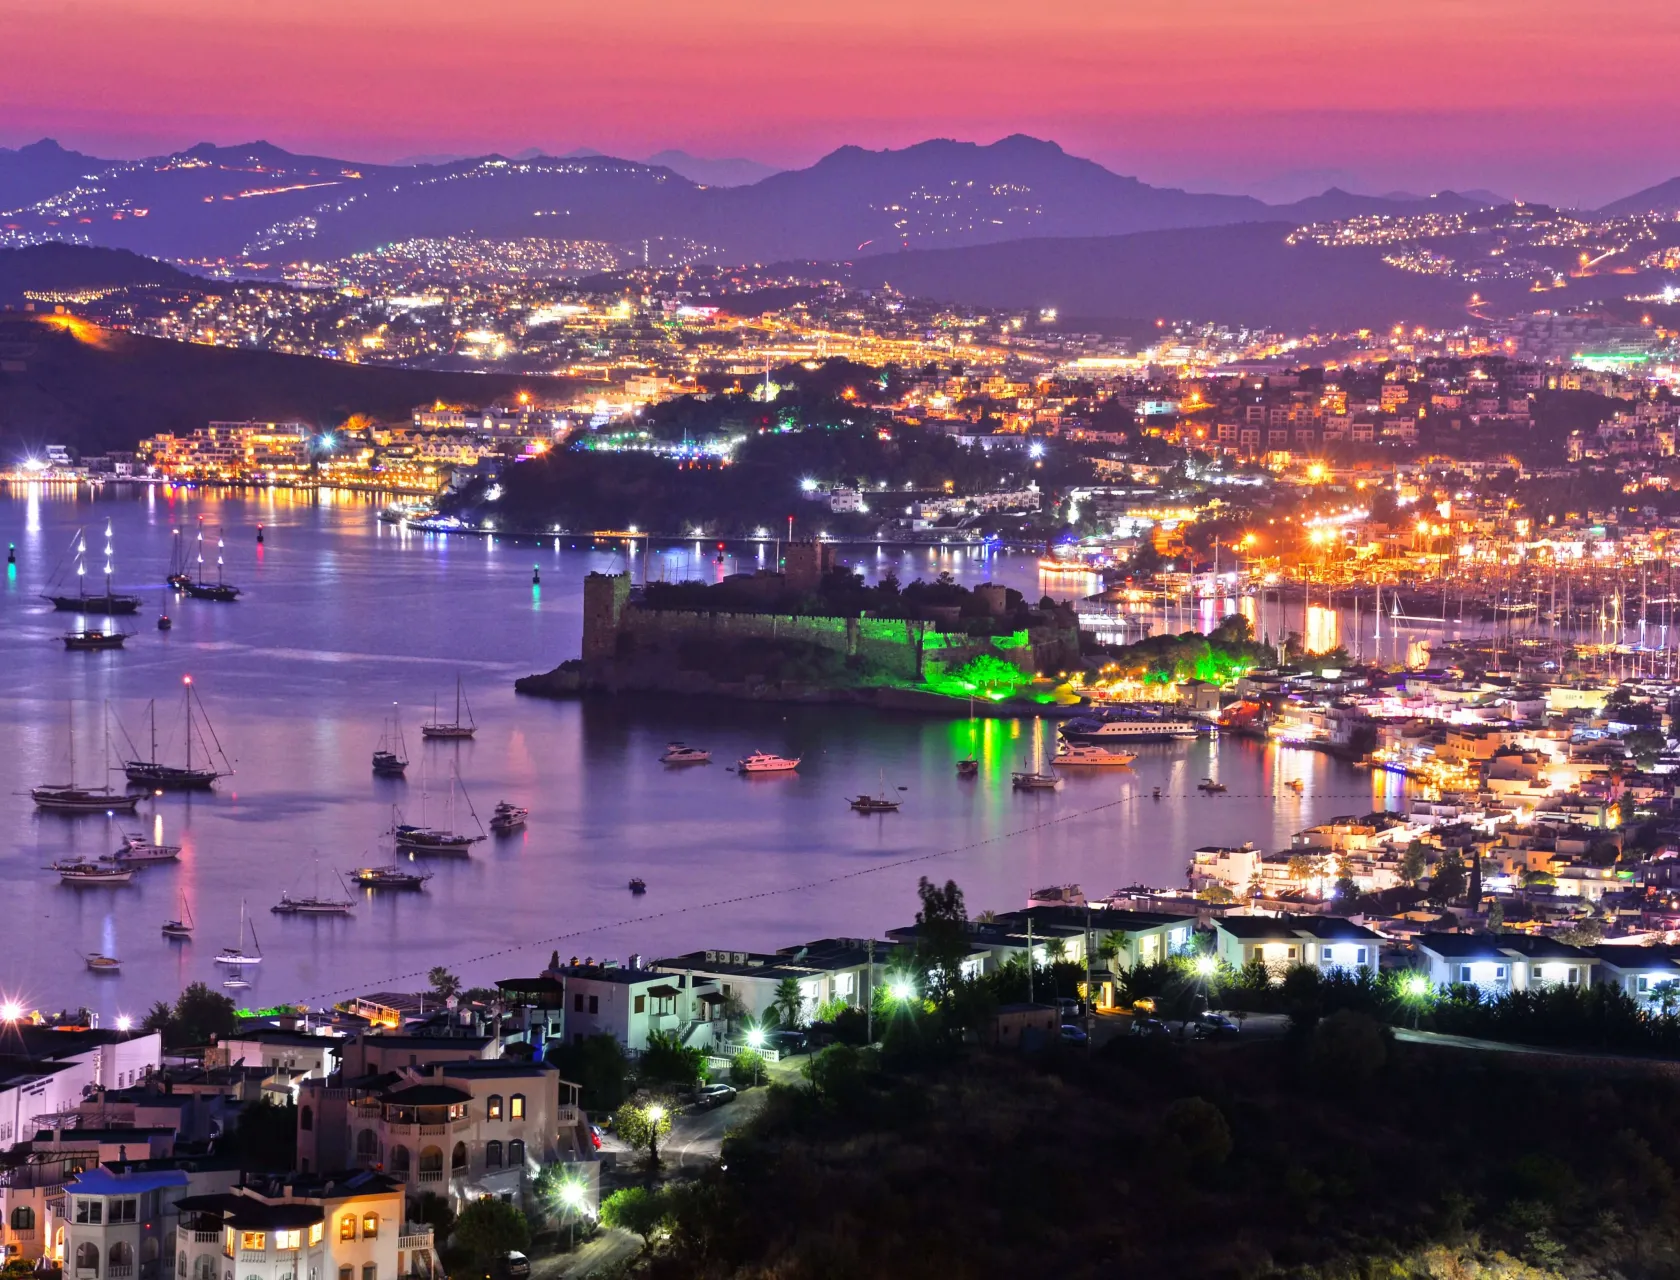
[289,787,1397,1004]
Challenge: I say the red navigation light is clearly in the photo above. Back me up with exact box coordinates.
[183,675,193,685]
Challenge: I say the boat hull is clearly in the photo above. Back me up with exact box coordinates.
[34,788,140,814]
[419,726,475,740]
[123,763,220,790]
[45,594,141,615]
[64,632,127,650]
[183,583,241,601]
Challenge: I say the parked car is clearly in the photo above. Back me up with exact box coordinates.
[588,1124,603,1150]
[1193,1012,1240,1038]
[1130,1016,1168,1037]
[695,1082,738,1109]
[766,1029,808,1055]
[494,1252,531,1280]
[1058,1023,1089,1045]
[1056,997,1081,1021]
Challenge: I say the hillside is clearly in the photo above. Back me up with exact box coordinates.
[0,316,587,456]
[0,243,210,304]
[0,134,1521,267]
[0,139,111,211]
[844,222,1487,330]
[1600,175,1680,216]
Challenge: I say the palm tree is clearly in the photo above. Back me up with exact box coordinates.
[1096,931,1131,969]
[770,977,804,1028]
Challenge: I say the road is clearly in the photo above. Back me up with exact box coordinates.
[530,1228,642,1280]
[663,1087,767,1168]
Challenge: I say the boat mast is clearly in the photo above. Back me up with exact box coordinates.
[185,675,194,772]
[149,699,158,766]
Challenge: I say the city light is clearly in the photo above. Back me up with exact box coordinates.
[0,1001,22,1022]
[116,1015,132,1032]
[745,1027,765,1049]
[888,979,915,1002]
[1194,955,1217,976]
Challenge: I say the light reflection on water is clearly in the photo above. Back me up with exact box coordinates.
[2,486,1404,1017]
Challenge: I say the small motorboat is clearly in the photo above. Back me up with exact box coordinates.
[1285,778,1304,793]
[110,834,182,865]
[372,749,407,776]
[1152,786,1162,800]
[1197,778,1228,794]
[737,751,800,774]
[956,758,980,778]
[489,801,528,835]
[271,891,354,916]
[628,877,647,895]
[157,613,172,631]
[660,743,711,765]
[85,953,121,974]
[162,895,194,939]
[63,628,127,651]
[54,860,137,886]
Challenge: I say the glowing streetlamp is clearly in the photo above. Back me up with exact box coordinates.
[556,1176,589,1249]
[1194,955,1217,977]
[0,1001,22,1023]
[115,1015,133,1032]
[888,979,915,1003]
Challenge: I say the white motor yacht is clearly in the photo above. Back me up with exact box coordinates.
[1053,743,1137,768]
[737,750,800,774]
[660,743,712,764]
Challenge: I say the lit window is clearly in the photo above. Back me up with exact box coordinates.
[239,1233,266,1252]
[510,1095,524,1120]
[275,1232,301,1251]
[361,1216,378,1240]
[339,1217,356,1242]
[308,1225,322,1247]
[486,1095,502,1120]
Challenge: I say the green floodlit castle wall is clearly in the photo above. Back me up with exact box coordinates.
[581,571,1050,689]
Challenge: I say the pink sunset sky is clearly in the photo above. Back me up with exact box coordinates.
[2,0,1677,205]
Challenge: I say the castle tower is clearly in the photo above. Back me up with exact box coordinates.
[581,572,632,662]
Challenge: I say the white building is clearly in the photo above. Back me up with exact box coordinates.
[1213,916,1382,976]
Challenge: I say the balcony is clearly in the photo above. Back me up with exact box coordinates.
[193,1234,221,1245]
[417,1125,446,1136]
[416,1171,443,1184]
[452,1120,470,1132]
[353,1104,382,1119]
[397,1234,432,1252]
[384,1123,414,1136]
[109,1268,134,1279]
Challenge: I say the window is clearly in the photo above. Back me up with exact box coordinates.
[339,1217,356,1242]
[588,996,598,1014]
[1321,947,1334,962]
[362,1266,376,1280]
[1356,948,1368,965]
[633,995,645,1014]
[1532,965,1543,979]
[76,1199,103,1225]
[300,1107,313,1132]
[1458,965,1472,983]
[486,1141,503,1170]
[355,1129,378,1159]
[389,1146,410,1175]
[573,994,583,1012]
[1639,976,1651,992]
[450,1142,467,1173]
[508,1140,524,1168]
[10,1207,34,1231]
[109,1242,134,1272]
[1567,967,1581,987]
[75,1243,100,1276]
[224,1229,235,1259]
[307,1225,322,1247]
[510,1094,524,1120]
[178,1255,187,1278]
[1495,966,1508,981]
[361,1216,378,1240]
[486,1095,503,1120]
[111,1199,137,1224]
[275,1232,301,1251]
[238,1234,266,1253]
[339,1268,352,1280]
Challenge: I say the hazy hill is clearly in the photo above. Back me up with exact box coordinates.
[0,134,1517,266]
[0,139,112,211]
[0,243,209,304]
[644,149,780,188]
[0,315,587,455]
[1600,176,1680,216]
[843,222,1478,331]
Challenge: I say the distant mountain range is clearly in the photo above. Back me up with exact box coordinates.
[8,133,1667,271]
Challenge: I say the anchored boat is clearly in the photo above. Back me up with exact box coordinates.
[215,899,263,966]
[32,705,139,814]
[420,676,476,740]
[738,750,800,774]
[372,703,410,776]
[42,523,141,615]
[119,676,233,790]
[162,894,194,939]
[54,860,137,886]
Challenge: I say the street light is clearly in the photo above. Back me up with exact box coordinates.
[115,1015,132,1032]
[1194,955,1217,977]
[0,1002,22,1023]
[557,1177,588,1250]
[644,1102,666,1169]
[888,979,915,1003]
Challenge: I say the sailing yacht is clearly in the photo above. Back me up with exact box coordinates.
[350,815,435,889]
[849,770,902,812]
[215,899,263,965]
[420,677,477,740]
[393,765,485,852]
[120,676,233,789]
[42,523,141,614]
[183,523,241,601]
[272,862,355,915]
[162,894,194,939]
[1011,738,1063,791]
[32,705,140,814]
[372,703,410,776]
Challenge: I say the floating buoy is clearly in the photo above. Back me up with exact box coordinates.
[6,544,13,565]
[532,564,541,584]
[256,524,264,544]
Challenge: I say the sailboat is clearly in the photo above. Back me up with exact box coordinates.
[32,705,140,814]
[372,703,409,776]
[1011,738,1063,791]
[849,770,902,813]
[162,894,194,939]
[349,810,434,889]
[119,676,233,789]
[420,676,477,740]
[394,764,485,852]
[272,859,355,915]
[215,899,263,965]
[166,528,191,591]
[183,522,241,601]
[42,523,141,614]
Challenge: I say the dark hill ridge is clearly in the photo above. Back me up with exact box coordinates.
[1,133,1519,266]
[0,138,112,212]
[1600,175,1680,216]
[0,315,597,456]
[0,243,209,304]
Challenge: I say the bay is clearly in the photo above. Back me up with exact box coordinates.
[0,485,1402,1020]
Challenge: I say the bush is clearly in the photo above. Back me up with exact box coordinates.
[600,1187,668,1249]
[639,1029,708,1087]
[730,1048,767,1087]
[451,1198,529,1266]
[546,1034,631,1111]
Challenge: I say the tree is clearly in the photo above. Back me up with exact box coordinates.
[600,1187,667,1251]
[769,977,805,1029]
[161,982,236,1049]
[1400,840,1430,886]
[1429,851,1466,906]
[410,1192,454,1248]
[547,1034,630,1112]
[1487,898,1505,931]
[427,967,462,1002]
[803,1044,871,1108]
[614,1100,674,1173]
[730,1048,766,1087]
[230,1101,296,1172]
[639,1030,706,1087]
[451,1198,529,1266]
[912,876,970,1009]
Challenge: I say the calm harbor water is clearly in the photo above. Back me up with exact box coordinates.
[1,484,1406,1019]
